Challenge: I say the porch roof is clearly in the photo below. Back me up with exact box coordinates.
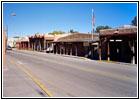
[52,33,99,43]
[20,37,29,42]
[100,26,137,37]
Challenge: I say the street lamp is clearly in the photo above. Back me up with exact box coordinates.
[6,13,16,48]
[11,13,16,16]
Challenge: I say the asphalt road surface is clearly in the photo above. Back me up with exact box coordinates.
[4,50,137,97]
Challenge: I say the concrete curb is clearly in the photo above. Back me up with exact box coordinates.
[15,50,136,65]
[15,50,88,60]
[98,60,116,64]
[55,54,88,60]
[98,60,137,66]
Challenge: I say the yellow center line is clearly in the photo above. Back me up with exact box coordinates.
[10,51,136,81]
[8,58,54,97]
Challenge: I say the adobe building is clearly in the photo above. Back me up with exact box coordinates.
[20,37,30,50]
[29,34,44,51]
[16,37,29,50]
[99,26,137,64]
[29,33,69,52]
[52,33,99,59]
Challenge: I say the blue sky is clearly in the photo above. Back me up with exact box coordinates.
[3,3,137,38]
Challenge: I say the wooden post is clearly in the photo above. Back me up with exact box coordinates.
[44,39,46,51]
[66,44,68,55]
[70,44,72,55]
[39,39,41,51]
[107,40,110,61]
[53,43,55,54]
[28,42,30,50]
[34,41,36,51]
[23,42,24,49]
[49,42,51,53]
[60,44,61,55]
[75,44,77,56]
[25,42,28,49]
[56,44,58,54]
[25,42,26,49]
[24,42,26,49]
[21,42,22,49]
[99,39,102,60]
[46,41,48,50]
[63,43,65,55]
[132,39,135,64]
[32,42,33,50]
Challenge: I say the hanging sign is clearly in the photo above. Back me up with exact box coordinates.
[83,42,89,46]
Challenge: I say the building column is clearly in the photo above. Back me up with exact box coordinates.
[70,44,72,55]
[107,40,110,61]
[26,42,27,49]
[53,43,55,54]
[132,39,135,64]
[28,42,30,50]
[75,44,78,56]
[25,42,27,49]
[56,44,58,54]
[60,44,61,55]
[44,39,46,51]
[23,43,24,49]
[49,43,51,53]
[91,43,93,59]
[32,42,33,50]
[63,43,65,55]
[66,44,68,55]
[22,42,23,49]
[34,41,36,51]
[39,39,41,51]
[46,41,48,50]
[24,42,26,49]
[21,43,22,49]
[23,42,25,49]
[99,39,102,60]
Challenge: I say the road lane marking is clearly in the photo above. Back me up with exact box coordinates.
[17,61,23,65]
[10,51,137,81]
[8,58,54,97]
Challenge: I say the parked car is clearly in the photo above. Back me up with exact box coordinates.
[6,46,12,50]
[46,47,53,53]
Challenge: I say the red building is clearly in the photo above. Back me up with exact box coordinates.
[16,37,30,50]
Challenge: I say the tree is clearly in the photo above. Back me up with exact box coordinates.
[48,30,65,35]
[131,16,137,26]
[95,25,111,33]
[13,36,20,38]
[69,29,79,34]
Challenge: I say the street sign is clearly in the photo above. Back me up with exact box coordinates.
[92,42,98,45]
[83,42,89,46]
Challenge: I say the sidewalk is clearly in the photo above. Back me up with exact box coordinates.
[3,56,48,97]
[15,49,137,65]
[16,49,88,60]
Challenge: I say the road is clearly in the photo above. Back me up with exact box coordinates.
[4,50,137,97]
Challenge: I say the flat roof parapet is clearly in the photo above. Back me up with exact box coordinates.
[55,33,99,42]
[100,26,137,37]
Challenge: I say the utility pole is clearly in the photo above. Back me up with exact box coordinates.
[92,8,93,41]
[6,25,8,47]
[91,9,95,59]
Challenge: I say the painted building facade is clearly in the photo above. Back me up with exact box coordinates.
[29,33,69,52]
[99,26,137,64]
[52,33,99,59]
[16,37,29,50]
